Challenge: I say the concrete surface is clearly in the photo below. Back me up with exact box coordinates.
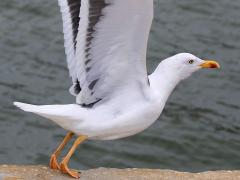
[0,165,240,180]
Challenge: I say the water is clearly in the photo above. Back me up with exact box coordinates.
[0,0,240,172]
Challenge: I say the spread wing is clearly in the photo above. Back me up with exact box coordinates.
[58,0,153,106]
[58,0,81,88]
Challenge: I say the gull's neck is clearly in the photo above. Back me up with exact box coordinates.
[148,61,182,104]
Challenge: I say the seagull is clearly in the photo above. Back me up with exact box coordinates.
[14,0,220,178]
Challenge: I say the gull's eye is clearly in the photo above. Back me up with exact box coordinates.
[188,60,194,64]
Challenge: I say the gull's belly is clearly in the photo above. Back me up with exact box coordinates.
[74,101,162,140]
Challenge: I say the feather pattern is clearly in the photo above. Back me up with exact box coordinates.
[75,0,153,105]
[58,0,153,105]
[58,0,81,95]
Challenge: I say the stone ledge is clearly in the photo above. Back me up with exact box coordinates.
[0,165,240,180]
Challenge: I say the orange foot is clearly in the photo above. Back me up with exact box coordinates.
[50,154,60,170]
[60,161,80,179]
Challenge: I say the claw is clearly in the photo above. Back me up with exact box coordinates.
[60,161,80,179]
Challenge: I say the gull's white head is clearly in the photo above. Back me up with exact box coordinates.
[160,53,220,80]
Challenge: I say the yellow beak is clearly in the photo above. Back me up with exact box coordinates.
[200,60,220,69]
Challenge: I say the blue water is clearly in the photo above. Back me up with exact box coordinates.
[0,0,239,172]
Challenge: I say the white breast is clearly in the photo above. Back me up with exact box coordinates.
[72,89,163,140]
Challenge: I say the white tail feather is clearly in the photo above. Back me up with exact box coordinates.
[13,102,82,130]
[13,102,38,112]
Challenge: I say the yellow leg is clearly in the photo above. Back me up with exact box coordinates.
[60,135,87,179]
[49,132,74,170]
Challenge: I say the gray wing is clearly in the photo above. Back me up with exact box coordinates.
[76,0,153,106]
[58,0,81,94]
[59,0,153,106]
